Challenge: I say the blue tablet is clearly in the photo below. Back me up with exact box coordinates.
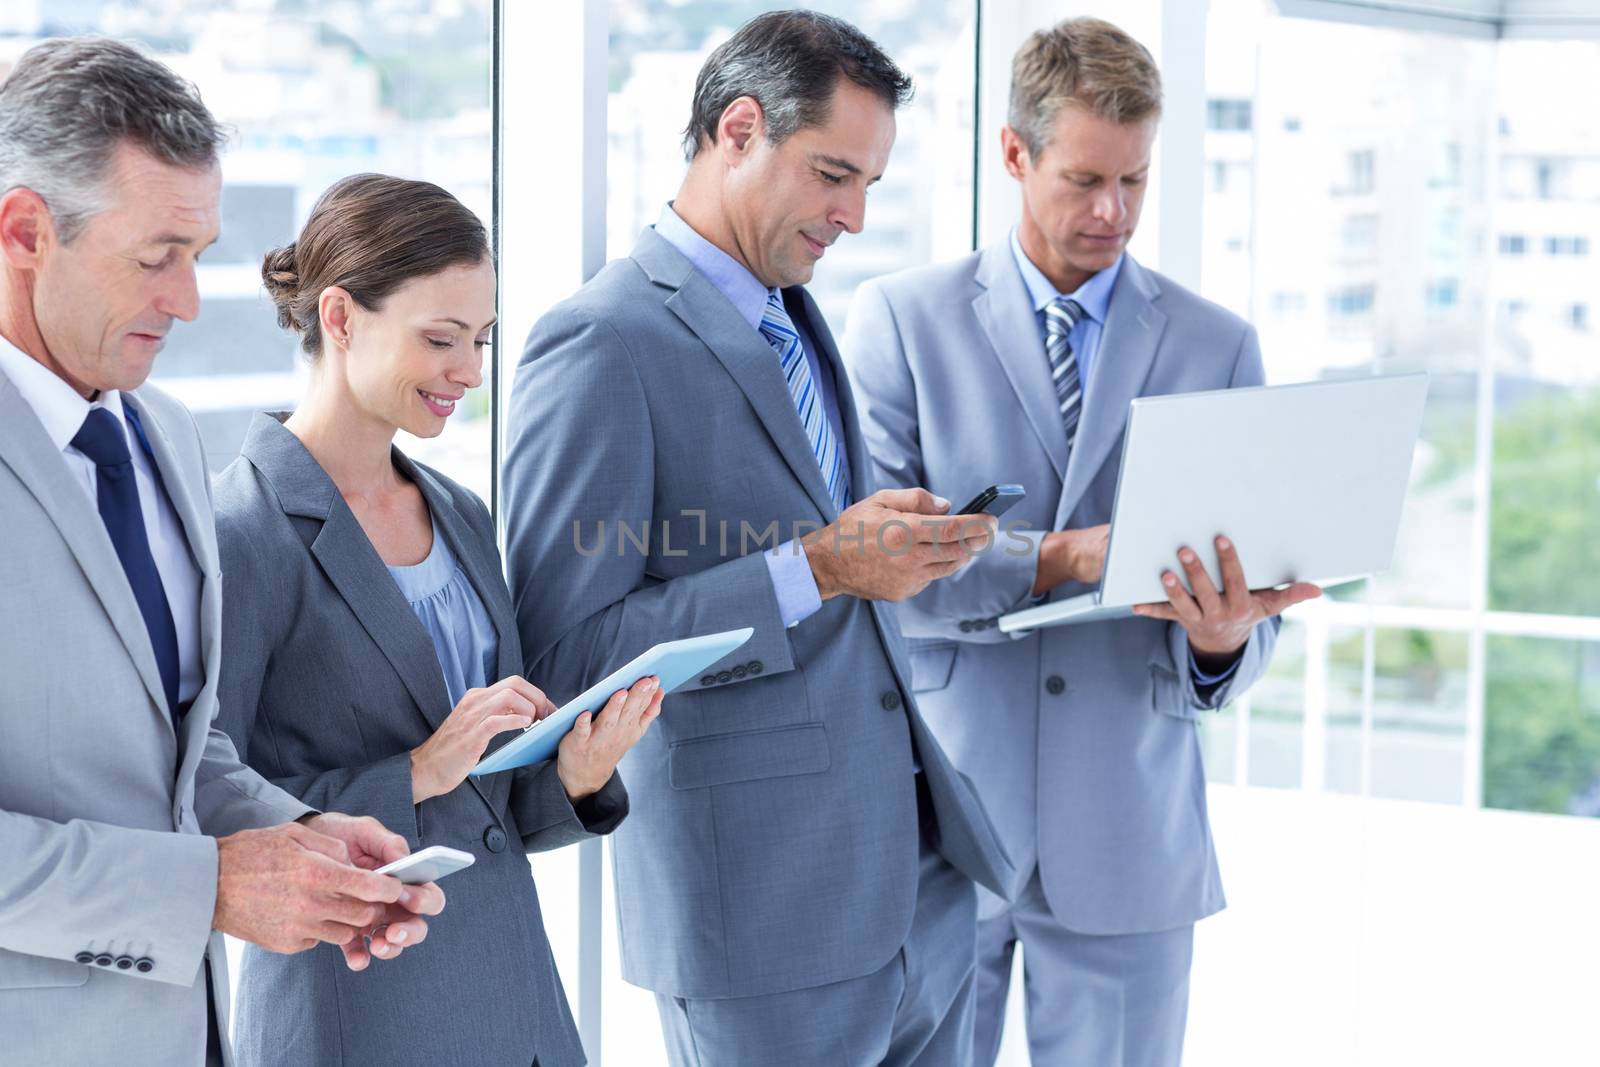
[469,627,755,777]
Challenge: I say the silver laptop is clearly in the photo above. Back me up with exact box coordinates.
[998,372,1429,634]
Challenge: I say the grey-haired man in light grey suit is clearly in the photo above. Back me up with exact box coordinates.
[505,11,1013,1066]
[0,38,442,1067]
[843,17,1321,1067]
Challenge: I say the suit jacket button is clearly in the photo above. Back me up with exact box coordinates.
[94,954,114,967]
[75,952,94,965]
[700,674,716,687]
[484,826,507,853]
[731,665,747,679]
[135,958,155,974]
[881,691,902,711]
[115,956,134,970]
[748,661,762,675]
[958,621,972,633]
[1045,675,1066,695]
[716,670,733,684]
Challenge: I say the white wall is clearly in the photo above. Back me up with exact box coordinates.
[1186,786,1600,1066]
[988,784,1600,1067]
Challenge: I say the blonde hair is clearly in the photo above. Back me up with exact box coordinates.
[1008,17,1162,156]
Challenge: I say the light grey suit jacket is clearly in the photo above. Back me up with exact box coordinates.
[503,227,1013,1001]
[843,246,1279,934]
[0,374,311,1067]
[213,412,627,1067]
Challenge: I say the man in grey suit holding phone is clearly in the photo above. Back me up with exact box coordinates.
[843,18,1318,1067]
[505,11,1011,1065]
[0,39,442,1067]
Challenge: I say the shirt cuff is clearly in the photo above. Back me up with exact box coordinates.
[1189,646,1243,687]
[765,540,822,628]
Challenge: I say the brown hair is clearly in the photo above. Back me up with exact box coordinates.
[262,173,489,358]
[1009,17,1162,157]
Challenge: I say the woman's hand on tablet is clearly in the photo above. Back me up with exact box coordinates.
[410,677,557,802]
[556,675,664,801]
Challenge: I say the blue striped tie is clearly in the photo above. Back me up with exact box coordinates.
[758,291,850,513]
[1045,296,1085,452]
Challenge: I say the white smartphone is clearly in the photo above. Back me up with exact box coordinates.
[373,845,476,885]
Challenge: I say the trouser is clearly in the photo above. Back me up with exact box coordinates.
[973,868,1194,1067]
[656,777,978,1066]
[206,963,225,1067]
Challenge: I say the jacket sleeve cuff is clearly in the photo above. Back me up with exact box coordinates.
[511,761,629,852]
[1189,646,1244,686]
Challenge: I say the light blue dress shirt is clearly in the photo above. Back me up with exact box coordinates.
[387,513,499,707]
[653,203,832,629]
[1009,227,1122,391]
[1009,229,1237,686]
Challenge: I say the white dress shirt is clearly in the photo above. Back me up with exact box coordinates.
[0,334,203,705]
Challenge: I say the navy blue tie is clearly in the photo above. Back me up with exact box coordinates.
[72,407,180,720]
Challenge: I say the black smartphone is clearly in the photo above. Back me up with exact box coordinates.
[956,484,1026,518]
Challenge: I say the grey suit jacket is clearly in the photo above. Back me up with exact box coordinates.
[503,227,1013,1001]
[0,376,311,1067]
[212,413,627,1067]
[843,246,1280,934]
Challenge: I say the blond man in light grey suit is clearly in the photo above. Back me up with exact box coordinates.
[0,39,443,1067]
[843,19,1319,1067]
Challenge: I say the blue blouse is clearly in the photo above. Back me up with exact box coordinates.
[386,514,499,707]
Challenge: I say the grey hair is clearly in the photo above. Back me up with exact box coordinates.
[682,10,913,162]
[0,37,227,242]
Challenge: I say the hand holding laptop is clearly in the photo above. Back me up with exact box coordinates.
[1131,533,1321,665]
[1034,525,1321,660]
[999,373,1428,636]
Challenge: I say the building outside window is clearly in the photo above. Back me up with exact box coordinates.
[1426,277,1459,309]
[1207,97,1253,132]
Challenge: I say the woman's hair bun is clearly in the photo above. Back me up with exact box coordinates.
[260,243,301,331]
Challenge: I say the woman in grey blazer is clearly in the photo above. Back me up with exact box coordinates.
[213,174,661,1067]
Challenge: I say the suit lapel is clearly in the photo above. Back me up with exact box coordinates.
[1053,256,1167,528]
[972,243,1071,481]
[124,392,217,766]
[635,229,839,523]
[242,415,453,736]
[313,508,456,732]
[0,372,173,734]
[789,287,864,508]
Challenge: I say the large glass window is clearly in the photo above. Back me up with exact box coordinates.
[2,2,496,498]
[1197,0,1600,822]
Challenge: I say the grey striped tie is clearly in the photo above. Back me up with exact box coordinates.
[1045,296,1085,451]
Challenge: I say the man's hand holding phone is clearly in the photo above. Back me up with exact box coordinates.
[213,813,447,973]
[803,488,999,603]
